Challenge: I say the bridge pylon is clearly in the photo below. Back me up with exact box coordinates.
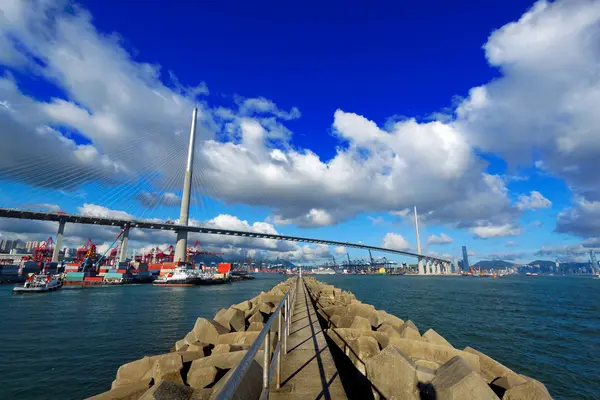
[174,108,198,264]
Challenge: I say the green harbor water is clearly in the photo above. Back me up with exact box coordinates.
[0,274,598,399]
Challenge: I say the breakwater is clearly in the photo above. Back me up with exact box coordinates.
[89,278,294,399]
[88,277,552,399]
[305,277,551,399]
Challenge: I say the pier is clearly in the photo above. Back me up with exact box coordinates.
[90,277,552,400]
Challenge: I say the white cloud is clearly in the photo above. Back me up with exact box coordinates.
[456,0,600,206]
[505,241,517,247]
[78,203,134,220]
[135,192,181,208]
[334,246,347,255]
[382,233,411,251]
[556,198,600,237]
[471,224,521,239]
[427,233,453,245]
[516,191,552,211]
[368,216,385,225]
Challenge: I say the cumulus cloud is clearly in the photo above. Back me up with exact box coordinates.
[516,191,552,211]
[556,198,600,238]
[382,233,411,251]
[427,233,453,245]
[471,224,521,239]
[456,0,600,207]
[135,192,181,208]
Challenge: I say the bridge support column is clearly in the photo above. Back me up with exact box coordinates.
[418,257,425,275]
[174,108,198,264]
[52,219,66,263]
[119,225,130,264]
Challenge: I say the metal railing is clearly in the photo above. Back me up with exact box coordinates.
[215,276,300,400]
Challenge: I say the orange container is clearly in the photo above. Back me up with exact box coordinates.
[218,263,232,274]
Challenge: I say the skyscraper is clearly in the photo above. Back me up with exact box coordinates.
[462,246,470,271]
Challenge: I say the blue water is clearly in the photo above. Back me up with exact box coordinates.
[0,275,598,399]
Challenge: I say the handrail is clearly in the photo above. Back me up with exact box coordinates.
[215,276,299,399]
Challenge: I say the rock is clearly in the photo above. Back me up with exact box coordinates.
[248,310,265,324]
[388,338,481,373]
[322,305,345,318]
[258,302,276,315]
[186,342,211,356]
[399,323,425,342]
[186,318,230,346]
[431,356,499,400]
[330,315,342,328]
[377,322,402,338]
[489,375,531,398]
[380,312,405,328]
[217,332,259,346]
[415,359,440,370]
[415,364,437,383]
[114,356,159,388]
[247,322,265,332]
[187,366,218,389]
[347,302,376,319]
[175,339,187,351]
[212,344,248,354]
[327,328,389,351]
[233,300,251,312]
[88,378,152,400]
[347,336,380,375]
[365,345,420,400]
[403,320,420,333]
[423,329,453,348]
[214,307,246,332]
[188,389,212,400]
[189,350,248,371]
[350,315,372,332]
[463,347,526,384]
[178,351,207,364]
[258,294,284,304]
[151,353,184,384]
[369,310,387,329]
[503,377,551,400]
[139,380,194,400]
[210,359,263,399]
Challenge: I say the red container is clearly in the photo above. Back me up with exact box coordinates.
[84,277,103,282]
[218,263,232,274]
[117,269,127,274]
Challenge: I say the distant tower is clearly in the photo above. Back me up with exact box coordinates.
[590,250,598,273]
[462,246,470,271]
[555,258,560,273]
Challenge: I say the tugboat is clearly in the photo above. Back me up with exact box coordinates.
[153,266,205,287]
[13,274,62,294]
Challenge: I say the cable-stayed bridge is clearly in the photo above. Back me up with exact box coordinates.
[0,108,452,273]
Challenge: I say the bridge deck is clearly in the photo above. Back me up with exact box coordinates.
[270,277,347,400]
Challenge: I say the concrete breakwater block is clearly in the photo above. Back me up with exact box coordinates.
[88,278,295,400]
[303,276,552,400]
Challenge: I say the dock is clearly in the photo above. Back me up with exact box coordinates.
[269,278,346,399]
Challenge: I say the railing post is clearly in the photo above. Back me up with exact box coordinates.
[263,330,271,389]
[284,297,288,355]
[276,308,282,388]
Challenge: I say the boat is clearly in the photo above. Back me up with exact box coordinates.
[312,268,336,275]
[153,266,207,287]
[526,272,539,276]
[13,274,62,294]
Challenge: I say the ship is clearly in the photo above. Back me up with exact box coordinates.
[153,266,207,287]
[13,273,62,294]
[312,268,336,275]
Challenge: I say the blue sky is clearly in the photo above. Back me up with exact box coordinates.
[0,0,599,264]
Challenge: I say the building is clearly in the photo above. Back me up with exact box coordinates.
[462,246,470,271]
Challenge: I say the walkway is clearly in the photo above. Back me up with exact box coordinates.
[269,277,347,400]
